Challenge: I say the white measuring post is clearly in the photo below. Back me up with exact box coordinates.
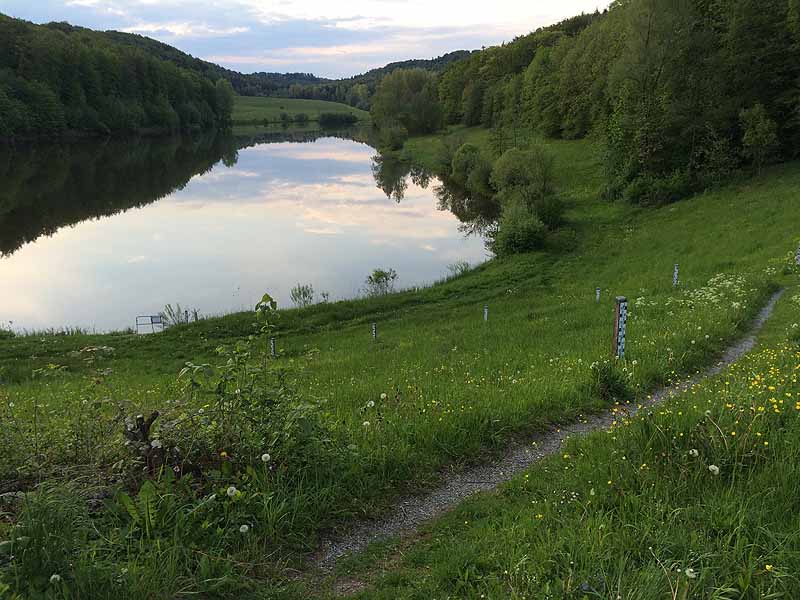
[270,337,276,357]
[613,296,628,359]
[372,322,377,341]
[483,305,489,322]
[596,287,601,303]
[673,263,680,288]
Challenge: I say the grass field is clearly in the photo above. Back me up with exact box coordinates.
[231,96,370,125]
[320,291,800,599]
[1,130,799,597]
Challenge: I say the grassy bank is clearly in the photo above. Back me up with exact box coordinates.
[1,132,800,597]
[232,96,369,126]
[322,283,800,600]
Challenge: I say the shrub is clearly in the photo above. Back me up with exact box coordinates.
[489,198,546,256]
[364,268,398,296]
[293,113,309,124]
[378,121,408,150]
[319,112,358,127]
[290,283,315,308]
[622,171,692,206]
[740,103,778,175]
[491,146,556,200]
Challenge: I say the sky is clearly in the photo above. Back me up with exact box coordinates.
[0,0,608,78]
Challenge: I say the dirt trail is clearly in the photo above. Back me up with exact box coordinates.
[310,290,784,573]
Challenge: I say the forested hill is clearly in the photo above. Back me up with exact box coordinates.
[0,14,235,140]
[371,1,800,205]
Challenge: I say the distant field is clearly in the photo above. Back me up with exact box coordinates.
[232,96,370,125]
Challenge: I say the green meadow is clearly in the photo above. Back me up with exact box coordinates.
[231,96,369,125]
[1,134,799,597]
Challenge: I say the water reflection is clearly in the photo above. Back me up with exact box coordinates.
[0,128,488,331]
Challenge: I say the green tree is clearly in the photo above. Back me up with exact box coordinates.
[740,103,779,174]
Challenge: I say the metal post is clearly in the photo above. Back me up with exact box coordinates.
[483,305,489,322]
[184,310,189,323]
[372,322,377,341]
[613,296,628,359]
[796,243,800,266]
[270,337,276,357]
[596,287,601,303]
[673,263,679,288]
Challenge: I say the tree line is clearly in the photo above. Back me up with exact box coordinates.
[0,14,235,140]
[371,0,800,204]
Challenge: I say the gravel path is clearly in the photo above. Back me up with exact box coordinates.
[311,290,784,572]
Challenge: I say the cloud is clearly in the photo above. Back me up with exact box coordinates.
[3,0,609,77]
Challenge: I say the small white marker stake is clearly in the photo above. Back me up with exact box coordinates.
[673,263,680,288]
[613,296,628,359]
[372,322,377,341]
[270,337,276,357]
[483,305,489,322]
[596,287,601,303]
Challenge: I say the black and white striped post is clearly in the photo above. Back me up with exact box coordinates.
[596,287,601,303]
[795,243,800,266]
[372,322,377,341]
[613,296,628,359]
[483,305,489,322]
[270,337,276,357]
[673,263,680,288]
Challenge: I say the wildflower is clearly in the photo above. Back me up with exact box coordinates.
[150,439,163,449]
[366,400,375,408]
[239,524,249,534]
[261,453,271,463]
[220,451,228,458]
[688,449,699,457]
[765,564,773,572]
[708,465,720,476]
[380,393,388,400]
[685,568,697,579]
[226,485,238,497]
[362,421,370,427]
[50,574,61,584]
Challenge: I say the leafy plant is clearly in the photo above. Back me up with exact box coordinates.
[364,268,398,297]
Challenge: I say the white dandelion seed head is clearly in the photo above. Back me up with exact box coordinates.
[685,568,697,579]
[362,421,371,427]
[689,449,699,457]
[239,524,249,534]
[261,453,271,463]
[708,465,720,476]
[50,574,61,584]
[366,400,375,408]
[380,393,388,400]
[226,485,238,497]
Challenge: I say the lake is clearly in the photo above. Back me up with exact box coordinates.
[0,128,488,333]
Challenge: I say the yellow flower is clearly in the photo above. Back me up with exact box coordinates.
[765,564,773,572]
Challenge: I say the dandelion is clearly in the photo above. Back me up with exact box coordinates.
[765,564,773,572]
[239,524,249,534]
[50,574,61,584]
[150,439,162,449]
[708,465,720,476]
[362,421,371,427]
[685,568,697,579]
[366,400,375,408]
[261,453,271,463]
[380,393,388,400]
[226,485,238,497]
[689,449,699,457]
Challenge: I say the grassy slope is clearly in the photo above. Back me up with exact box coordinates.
[327,283,800,600]
[231,96,369,125]
[2,130,800,596]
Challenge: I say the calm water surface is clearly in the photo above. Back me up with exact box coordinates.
[0,129,487,332]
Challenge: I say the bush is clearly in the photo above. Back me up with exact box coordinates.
[293,113,309,124]
[489,198,546,256]
[622,171,692,206]
[319,112,358,127]
[451,143,493,198]
[378,121,409,150]
[364,268,398,296]
[491,146,556,200]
